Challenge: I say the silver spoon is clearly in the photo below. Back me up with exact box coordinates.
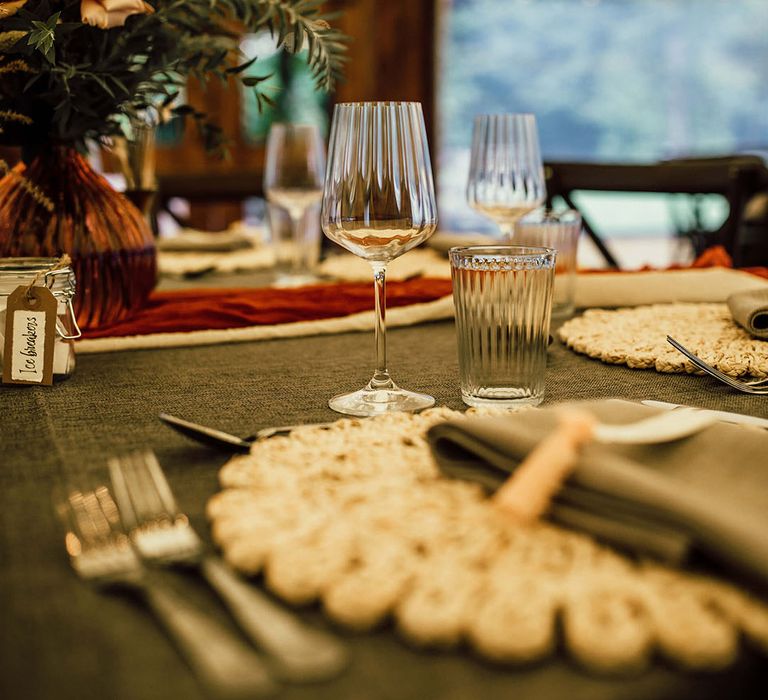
[158,413,336,453]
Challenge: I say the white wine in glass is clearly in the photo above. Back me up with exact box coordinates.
[322,219,435,260]
[321,102,438,416]
[467,113,546,239]
[267,187,325,219]
[264,123,326,286]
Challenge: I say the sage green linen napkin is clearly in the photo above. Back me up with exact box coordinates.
[427,400,768,590]
[727,288,768,339]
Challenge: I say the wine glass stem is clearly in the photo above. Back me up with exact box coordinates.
[370,263,392,389]
[498,221,515,241]
[287,211,304,272]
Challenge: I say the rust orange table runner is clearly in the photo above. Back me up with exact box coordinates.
[82,246,766,341]
[82,278,454,339]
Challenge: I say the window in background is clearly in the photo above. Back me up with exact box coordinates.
[438,0,768,266]
[156,84,186,147]
[240,33,329,143]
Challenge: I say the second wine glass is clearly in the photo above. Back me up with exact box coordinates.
[466,113,546,239]
[321,101,438,416]
[264,123,326,286]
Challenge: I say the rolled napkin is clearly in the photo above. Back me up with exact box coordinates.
[727,288,768,339]
[427,400,768,592]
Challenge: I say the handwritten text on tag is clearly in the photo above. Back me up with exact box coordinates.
[11,310,47,381]
[2,285,57,386]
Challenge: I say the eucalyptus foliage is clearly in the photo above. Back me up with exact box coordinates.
[0,0,346,151]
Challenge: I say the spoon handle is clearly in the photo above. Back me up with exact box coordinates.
[159,413,340,452]
[158,413,253,452]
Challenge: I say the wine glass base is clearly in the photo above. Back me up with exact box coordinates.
[328,386,435,417]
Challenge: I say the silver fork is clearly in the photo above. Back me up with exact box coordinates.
[666,336,768,395]
[56,485,277,699]
[108,450,349,682]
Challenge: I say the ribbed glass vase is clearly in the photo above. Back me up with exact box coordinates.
[0,147,156,330]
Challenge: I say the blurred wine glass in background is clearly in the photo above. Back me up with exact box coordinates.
[264,123,326,286]
[466,113,546,239]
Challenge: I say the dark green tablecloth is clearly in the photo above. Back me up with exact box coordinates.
[2,309,768,700]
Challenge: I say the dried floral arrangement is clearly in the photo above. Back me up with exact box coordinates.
[0,0,346,157]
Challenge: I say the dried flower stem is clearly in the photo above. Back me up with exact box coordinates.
[0,159,55,212]
[0,59,33,74]
[0,109,33,125]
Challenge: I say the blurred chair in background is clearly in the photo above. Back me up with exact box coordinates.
[545,156,768,269]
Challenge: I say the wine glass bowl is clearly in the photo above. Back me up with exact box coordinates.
[264,123,326,285]
[322,216,435,263]
[321,101,438,416]
[466,113,546,239]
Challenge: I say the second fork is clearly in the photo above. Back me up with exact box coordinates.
[666,335,768,395]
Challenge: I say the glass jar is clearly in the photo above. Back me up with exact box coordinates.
[0,258,81,381]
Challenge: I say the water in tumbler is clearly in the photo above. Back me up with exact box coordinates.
[450,246,555,407]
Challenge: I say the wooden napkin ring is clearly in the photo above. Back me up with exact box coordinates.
[493,409,596,524]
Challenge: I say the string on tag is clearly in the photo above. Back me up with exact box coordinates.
[24,254,71,304]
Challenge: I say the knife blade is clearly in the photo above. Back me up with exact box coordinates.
[641,400,768,430]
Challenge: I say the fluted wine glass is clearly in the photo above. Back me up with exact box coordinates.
[467,113,546,239]
[321,102,438,416]
[264,123,326,286]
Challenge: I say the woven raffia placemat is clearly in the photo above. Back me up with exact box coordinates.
[558,303,768,377]
[207,408,768,675]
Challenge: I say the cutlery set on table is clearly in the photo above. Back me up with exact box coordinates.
[56,451,347,698]
[55,393,768,689]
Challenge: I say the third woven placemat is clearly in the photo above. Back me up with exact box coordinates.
[558,303,768,377]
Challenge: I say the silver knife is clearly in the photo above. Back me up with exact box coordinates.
[641,400,768,430]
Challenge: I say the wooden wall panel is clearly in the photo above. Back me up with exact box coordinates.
[333,0,437,149]
[158,0,437,177]
[157,1,438,228]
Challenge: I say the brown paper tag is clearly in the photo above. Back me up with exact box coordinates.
[2,285,57,386]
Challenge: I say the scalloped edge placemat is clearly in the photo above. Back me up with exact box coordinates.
[207,408,768,675]
[558,303,768,377]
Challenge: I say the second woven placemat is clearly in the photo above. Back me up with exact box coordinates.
[558,303,768,377]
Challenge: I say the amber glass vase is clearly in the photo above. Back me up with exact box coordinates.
[0,147,156,330]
